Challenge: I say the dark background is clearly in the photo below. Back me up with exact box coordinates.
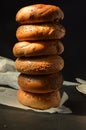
[0,2,86,129]
[0,0,86,81]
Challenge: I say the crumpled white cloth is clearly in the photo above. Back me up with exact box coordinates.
[1,56,85,113]
[0,86,72,113]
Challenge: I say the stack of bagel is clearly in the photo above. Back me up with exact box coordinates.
[13,4,65,110]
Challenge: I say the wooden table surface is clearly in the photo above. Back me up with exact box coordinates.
[0,85,86,130]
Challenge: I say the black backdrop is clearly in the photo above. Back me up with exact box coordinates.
[0,0,86,81]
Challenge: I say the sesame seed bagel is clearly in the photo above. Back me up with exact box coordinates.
[15,55,64,75]
[16,23,65,41]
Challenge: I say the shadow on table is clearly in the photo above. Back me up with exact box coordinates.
[60,85,86,115]
[0,104,86,130]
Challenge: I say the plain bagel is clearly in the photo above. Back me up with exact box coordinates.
[16,4,64,24]
[13,40,64,57]
[15,55,64,75]
[17,89,61,110]
[18,72,63,93]
[16,24,65,41]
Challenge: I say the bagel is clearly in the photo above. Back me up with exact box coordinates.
[18,72,63,93]
[13,40,64,57]
[16,4,64,24]
[17,89,61,110]
[16,24,65,41]
[15,55,64,75]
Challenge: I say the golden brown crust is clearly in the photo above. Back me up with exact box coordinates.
[17,89,61,110]
[15,55,64,75]
[16,4,64,24]
[16,24,65,41]
[18,73,63,93]
[13,40,64,57]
